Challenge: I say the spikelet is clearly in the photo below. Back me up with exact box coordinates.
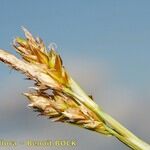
[24,91,110,135]
[13,27,69,86]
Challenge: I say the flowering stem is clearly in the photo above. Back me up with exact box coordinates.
[0,27,150,149]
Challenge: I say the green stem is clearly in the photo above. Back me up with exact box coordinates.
[102,114,150,150]
[64,78,150,150]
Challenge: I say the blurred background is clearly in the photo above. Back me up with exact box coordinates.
[0,0,150,149]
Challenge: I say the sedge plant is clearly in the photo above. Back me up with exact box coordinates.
[0,28,150,150]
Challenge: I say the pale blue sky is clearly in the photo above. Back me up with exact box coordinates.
[0,1,150,150]
[0,0,150,88]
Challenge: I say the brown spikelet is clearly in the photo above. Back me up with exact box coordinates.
[24,91,110,135]
[13,27,69,85]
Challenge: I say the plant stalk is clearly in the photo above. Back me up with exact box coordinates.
[0,49,149,149]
